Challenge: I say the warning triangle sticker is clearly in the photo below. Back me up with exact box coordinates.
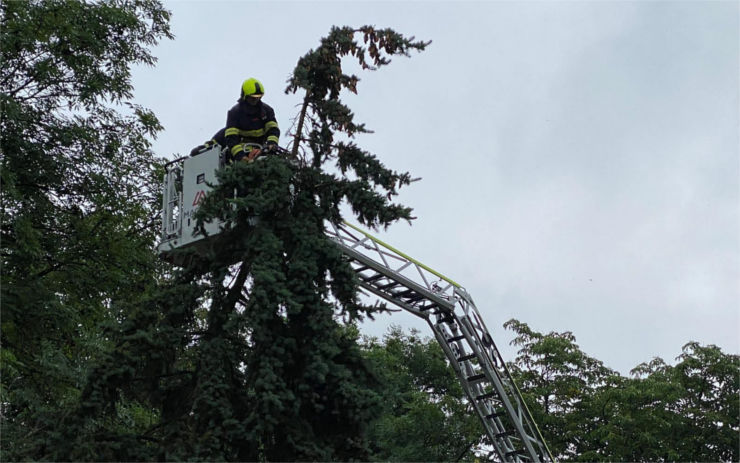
[192,190,206,206]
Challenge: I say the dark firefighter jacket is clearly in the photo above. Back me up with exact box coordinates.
[210,127,226,147]
[224,100,279,158]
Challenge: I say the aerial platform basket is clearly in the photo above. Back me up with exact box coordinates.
[158,145,225,258]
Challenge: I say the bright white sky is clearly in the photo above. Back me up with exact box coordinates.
[132,0,739,375]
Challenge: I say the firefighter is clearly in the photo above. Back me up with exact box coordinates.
[224,78,280,163]
[189,127,226,156]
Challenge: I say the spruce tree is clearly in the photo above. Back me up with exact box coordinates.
[182,26,429,461]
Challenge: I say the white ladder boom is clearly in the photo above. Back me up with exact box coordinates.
[326,222,554,463]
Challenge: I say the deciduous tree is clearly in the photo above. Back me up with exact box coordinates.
[504,319,739,462]
[1,0,172,458]
[362,326,484,461]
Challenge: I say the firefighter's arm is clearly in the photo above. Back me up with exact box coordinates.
[224,109,242,157]
[264,107,280,147]
[212,127,226,147]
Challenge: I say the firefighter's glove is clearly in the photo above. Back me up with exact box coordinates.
[263,142,277,154]
[232,146,249,163]
[189,144,205,156]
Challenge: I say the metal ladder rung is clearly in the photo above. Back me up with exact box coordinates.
[394,288,416,298]
[486,410,507,420]
[505,449,527,458]
[466,374,486,383]
[456,353,477,362]
[404,294,425,303]
[362,273,385,283]
[446,334,466,342]
[436,314,455,324]
[476,391,499,401]
[377,281,400,290]
[495,430,516,439]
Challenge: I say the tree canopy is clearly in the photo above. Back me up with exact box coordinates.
[2,3,737,461]
[504,320,739,462]
[361,326,484,461]
[1,0,172,458]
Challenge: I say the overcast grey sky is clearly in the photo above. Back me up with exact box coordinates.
[132,0,739,374]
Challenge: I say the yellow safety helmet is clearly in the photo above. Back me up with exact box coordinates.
[241,78,264,100]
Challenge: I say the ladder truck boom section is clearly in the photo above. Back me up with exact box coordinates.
[158,148,554,462]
